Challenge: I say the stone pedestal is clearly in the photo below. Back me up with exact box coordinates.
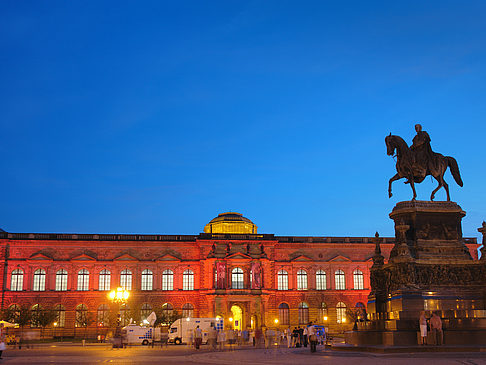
[346,201,486,346]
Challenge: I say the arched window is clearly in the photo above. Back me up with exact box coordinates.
[298,302,309,324]
[10,269,23,291]
[162,303,174,322]
[162,269,174,291]
[316,270,327,290]
[278,303,289,325]
[335,269,345,290]
[336,302,347,323]
[77,269,89,291]
[98,269,111,291]
[232,267,244,289]
[141,269,153,291]
[297,269,307,290]
[120,269,132,290]
[31,304,42,327]
[182,269,194,291]
[319,303,328,323]
[8,304,21,322]
[182,303,194,318]
[33,269,46,291]
[140,303,152,321]
[75,304,89,327]
[277,270,288,291]
[55,269,68,291]
[119,303,130,326]
[353,269,364,290]
[55,304,66,327]
[97,304,110,327]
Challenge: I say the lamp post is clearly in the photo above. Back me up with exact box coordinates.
[108,287,130,348]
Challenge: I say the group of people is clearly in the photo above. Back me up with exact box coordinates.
[187,323,325,353]
[419,311,443,346]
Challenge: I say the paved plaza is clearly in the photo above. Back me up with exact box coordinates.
[1,344,486,364]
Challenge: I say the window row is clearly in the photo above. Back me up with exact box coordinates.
[277,269,364,290]
[10,268,195,292]
[278,301,365,325]
[7,302,195,328]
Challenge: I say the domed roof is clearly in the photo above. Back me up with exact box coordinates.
[204,212,257,234]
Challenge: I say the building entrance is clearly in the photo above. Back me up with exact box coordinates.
[230,304,243,330]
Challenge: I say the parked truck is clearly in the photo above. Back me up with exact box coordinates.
[168,318,223,345]
[123,324,161,345]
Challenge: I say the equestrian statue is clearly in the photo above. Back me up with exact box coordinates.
[385,124,463,201]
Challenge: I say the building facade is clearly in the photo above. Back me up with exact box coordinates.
[0,212,479,338]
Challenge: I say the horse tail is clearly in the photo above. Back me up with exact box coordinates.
[447,156,463,187]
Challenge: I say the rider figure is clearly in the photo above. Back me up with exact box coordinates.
[410,124,433,181]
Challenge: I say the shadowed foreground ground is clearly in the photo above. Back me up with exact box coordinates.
[2,343,486,364]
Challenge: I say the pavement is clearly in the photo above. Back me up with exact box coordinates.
[2,343,486,364]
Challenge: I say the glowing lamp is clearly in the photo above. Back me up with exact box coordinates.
[323,316,328,321]
[274,318,279,324]
[229,317,233,322]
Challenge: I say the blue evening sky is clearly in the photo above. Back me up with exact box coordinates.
[1,1,485,241]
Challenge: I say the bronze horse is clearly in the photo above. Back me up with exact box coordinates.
[385,134,463,201]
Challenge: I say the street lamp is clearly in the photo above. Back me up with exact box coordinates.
[108,287,130,304]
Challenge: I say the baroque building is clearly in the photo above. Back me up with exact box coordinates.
[0,212,479,338]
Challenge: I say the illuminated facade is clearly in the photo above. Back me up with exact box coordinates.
[0,212,479,338]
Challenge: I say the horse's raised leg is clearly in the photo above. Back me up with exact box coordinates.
[388,173,401,198]
[410,178,417,201]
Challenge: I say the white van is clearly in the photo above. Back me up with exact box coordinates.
[123,324,161,345]
[168,318,223,345]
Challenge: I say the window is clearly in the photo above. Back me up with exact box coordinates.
[75,304,89,327]
[119,303,130,326]
[8,304,21,322]
[316,270,326,290]
[278,303,289,325]
[162,269,174,291]
[10,269,23,291]
[55,269,68,291]
[336,302,347,323]
[162,303,174,322]
[319,303,328,323]
[277,270,288,290]
[98,269,110,291]
[55,304,66,327]
[297,269,307,290]
[232,267,244,289]
[141,303,152,321]
[182,303,194,318]
[77,269,89,291]
[33,269,46,291]
[182,269,194,291]
[335,269,345,290]
[97,304,109,327]
[120,269,132,290]
[353,269,364,290]
[298,302,309,324]
[31,304,43,328]
[141,269,153,291]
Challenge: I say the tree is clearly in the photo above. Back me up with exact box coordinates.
[2,305,31,340]
[31,306,57,339]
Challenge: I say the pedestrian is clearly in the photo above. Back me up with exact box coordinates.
[298,326,304,347]
[194,325,203,349]
[307,322,317,353]
[0,323,5,359]
[217,329,226,351]
[208,326,217,350]
[286,327,292,348]
[419,311,427,345]
[430,312,443,345]
[292,327,299,347]
[303,326,308,348]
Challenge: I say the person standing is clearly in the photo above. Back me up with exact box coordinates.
[0,323,5,359]
[194,325,203,349]
[286,327,292,348]
[217,329,226,351]
[307,322,317,353]
[208,326,217,350]
[303,326,308,348]
[419,311,427,345]
[430,312,443,345]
